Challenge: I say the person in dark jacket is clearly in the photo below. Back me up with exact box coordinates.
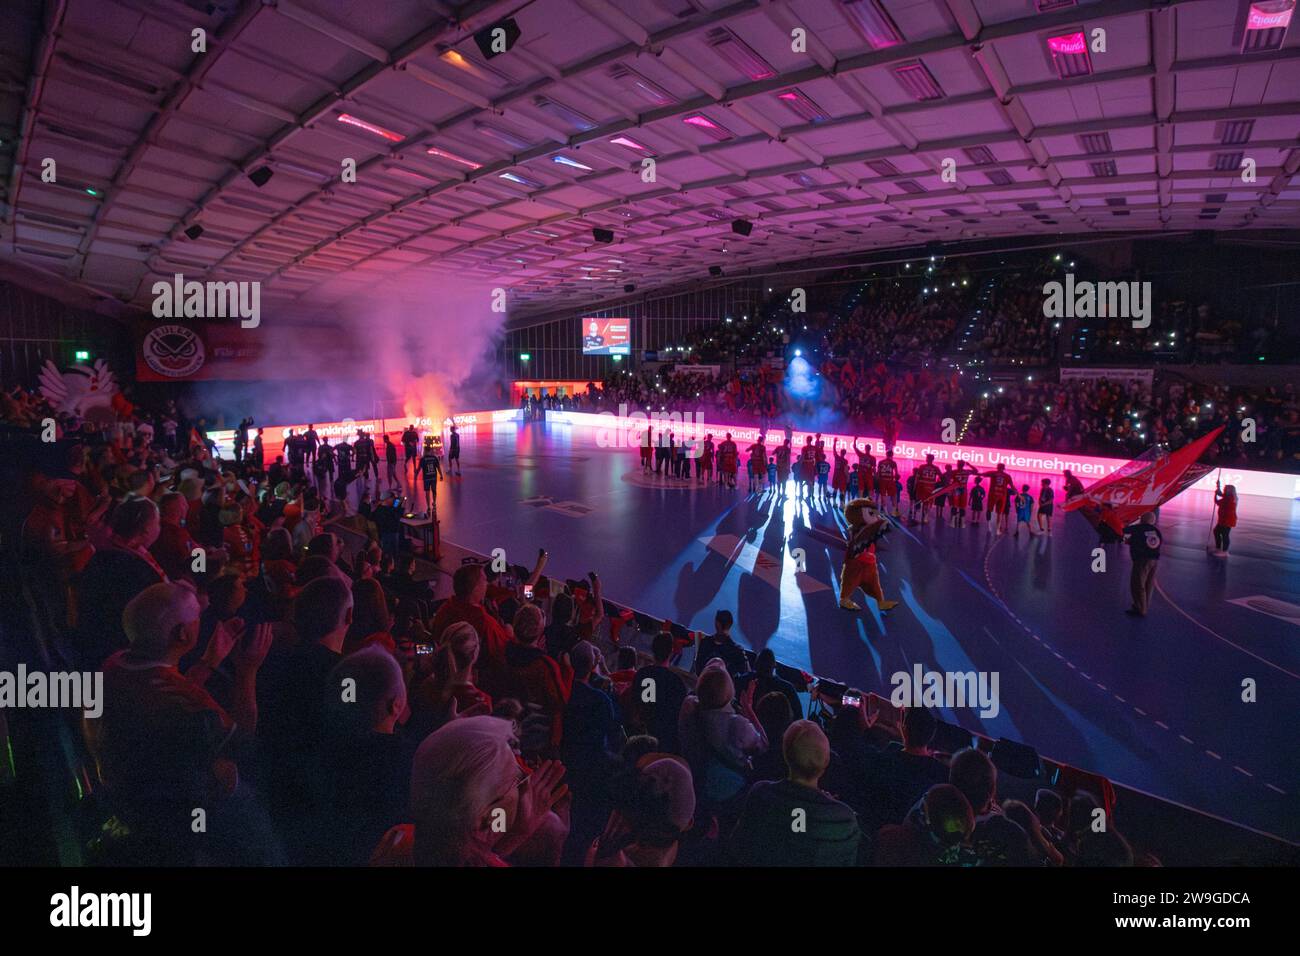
[693,609,747,675]
[735,647,802,718]
[726,720,861,866]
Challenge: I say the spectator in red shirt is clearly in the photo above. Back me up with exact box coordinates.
[151,491,202,582]
[505,603,573,752]
[430,563,513,697]
[89,581,274,862]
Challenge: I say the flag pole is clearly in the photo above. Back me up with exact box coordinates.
[1206,466,1222,553]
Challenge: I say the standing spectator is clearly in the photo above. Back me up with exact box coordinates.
[631,631,689,753]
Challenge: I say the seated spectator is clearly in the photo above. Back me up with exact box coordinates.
[89,582,275,864]
[678,661,767,814]
[925,747,1033,866]
[505,603,573,752]
[344,577,396,654]
[561,641,625,861]
[692,609,747,675]
[748,692,793,783]
[631,631,690,753]
[875,784,976,867]
[726,720,861,866]
[76,496,167,666]
[1034,788,1066,845]
[1003,799,1063,866]
[586,757,696,867]
[871,706,950,827]
[403,716,568,866]
[735,647,802,718]
[429,563,512,697]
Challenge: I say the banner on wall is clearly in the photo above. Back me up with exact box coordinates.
[133,321,360,382]
[1059,367,1154,388]
[673,364,721,378]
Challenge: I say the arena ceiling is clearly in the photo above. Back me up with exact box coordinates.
[1,0,1298,319]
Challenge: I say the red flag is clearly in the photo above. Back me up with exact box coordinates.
[1064,427,1223,528]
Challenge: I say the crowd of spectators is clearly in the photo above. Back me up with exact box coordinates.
[12,387,1146,867]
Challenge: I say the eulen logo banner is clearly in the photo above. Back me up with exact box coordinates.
[581,317,631,355]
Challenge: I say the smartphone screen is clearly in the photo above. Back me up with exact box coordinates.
[414,644,435,656]
[523,584,534,599]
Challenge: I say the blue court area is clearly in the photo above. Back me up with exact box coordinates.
[386,419,1299,844]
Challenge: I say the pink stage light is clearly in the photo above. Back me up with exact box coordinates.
[776,88,830,124]
[609,135,650,152]
[426,146,482,169]
[337,113,404,142]
[1046,31,1093,78]
[682,113,734,142]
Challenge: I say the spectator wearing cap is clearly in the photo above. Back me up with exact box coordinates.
[726,720,861,866]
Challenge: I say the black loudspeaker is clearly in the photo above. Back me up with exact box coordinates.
[990,737,1043,779]
[623,283,635,293]
[708,265,723,277]
[184,224,204,240]
[592,227,614,243]
[731,218,753,236]
[474,18,521,59]
[247,166,274,188]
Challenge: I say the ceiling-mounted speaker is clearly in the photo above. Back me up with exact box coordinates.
[247,166,274,188]
[709,265,723,277]
[184,224,204,240]
[623,283,636,294]
[731,218,753,236]
[474,18,521,60]
[592,227,614,243]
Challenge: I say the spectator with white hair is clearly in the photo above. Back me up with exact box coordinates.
[89,581,274,863]
[725,719,861,867]
[407,716,569,866]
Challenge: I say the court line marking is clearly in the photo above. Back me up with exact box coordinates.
[982,533,1288,801]
[1154,579,1300,681]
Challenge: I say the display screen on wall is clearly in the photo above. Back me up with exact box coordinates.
[581,317,631,355]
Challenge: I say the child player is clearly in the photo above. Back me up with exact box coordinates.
[969,474,987,529]
[767,456,777,493]
[876,448,901,516]
[1036,478,1054,534]
[816,451,831,502]
[1013,483,1035,538]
